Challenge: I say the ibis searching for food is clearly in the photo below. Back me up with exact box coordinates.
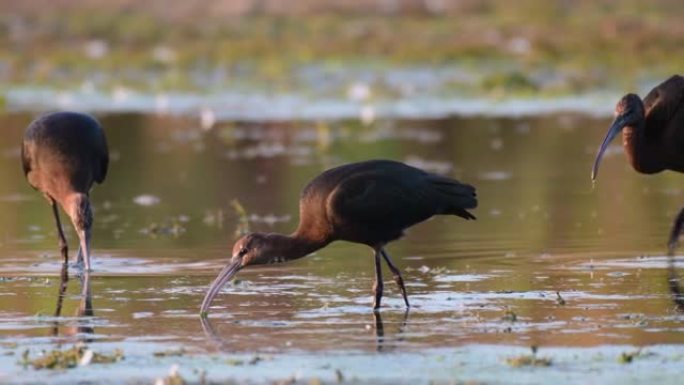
[200,159,477,316]
[22,111,109,272]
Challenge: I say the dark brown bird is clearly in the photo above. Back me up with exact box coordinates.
[200,159,477,316]
[22,111,109,272]
[591,75,684,253]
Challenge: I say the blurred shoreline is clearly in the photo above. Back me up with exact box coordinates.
[1,1,683,116]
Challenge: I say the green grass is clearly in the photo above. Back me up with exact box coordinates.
[1,1,683,94]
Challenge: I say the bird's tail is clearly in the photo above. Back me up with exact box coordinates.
[428,175,478,220]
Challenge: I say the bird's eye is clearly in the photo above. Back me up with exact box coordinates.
[239,247,248,256]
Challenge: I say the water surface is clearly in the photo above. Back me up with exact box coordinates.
[0,113,682,383]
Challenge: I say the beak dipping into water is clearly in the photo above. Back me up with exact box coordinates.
[199,260,241,317]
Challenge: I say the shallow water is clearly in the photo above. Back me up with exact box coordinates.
[0,112,683,383]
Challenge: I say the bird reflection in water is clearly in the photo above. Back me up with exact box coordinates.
[200,310,410,352]
[372,310,410,352]
[666,249,684,313]
[51,266,95,339]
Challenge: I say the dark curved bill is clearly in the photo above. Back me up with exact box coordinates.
[591,116,626,181]
[199,260,241,316]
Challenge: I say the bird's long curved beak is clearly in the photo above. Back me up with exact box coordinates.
[199,260,241,316]
[591,115,627,181]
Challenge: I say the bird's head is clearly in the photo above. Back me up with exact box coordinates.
[199,232,284,316]
[231,232,286,267]
[591,93,645,181]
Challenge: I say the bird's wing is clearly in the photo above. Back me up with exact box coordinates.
[328,171,436,227]
[95,130,109,184]
[97,144,109,184]
[643,75,684,135]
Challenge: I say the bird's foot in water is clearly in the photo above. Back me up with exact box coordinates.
[71,260,93,277]
[668,239,679,257]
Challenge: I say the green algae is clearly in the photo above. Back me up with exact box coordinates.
[20,344,124,370]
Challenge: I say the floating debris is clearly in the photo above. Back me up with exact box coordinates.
[153,348,186,357]
[139,220,186,238]
[225,355,264,366]
[224,142,312,160]
[248,213,291,227]
[618,349,654,364]
[347,81,371,102]
[506,346,551,367]
[200,107,216,131]
[502,309,518,322]
[556,291,566,306]
[133,194,161,206]
[20,344,123,370]
[505,354,552,367]
[156,364,185,385]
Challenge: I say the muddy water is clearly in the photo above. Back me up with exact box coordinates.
[0,113,683,383]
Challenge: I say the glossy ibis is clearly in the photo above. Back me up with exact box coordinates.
[200,159,477,315]
[591,75,684,253]
[22,111,108,272]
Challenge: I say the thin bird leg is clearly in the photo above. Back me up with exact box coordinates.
[381,249,410,308]
[50,199,69,264]
[372,249,384,310]
[667,207,684,256]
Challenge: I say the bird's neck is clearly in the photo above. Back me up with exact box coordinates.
[63,193,92,231]
[266,232,330,263]
[623,122,664,174]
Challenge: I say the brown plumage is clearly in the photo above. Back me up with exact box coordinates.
[200,159,477,316]
[591,75,684,253]
[22,111,109,273]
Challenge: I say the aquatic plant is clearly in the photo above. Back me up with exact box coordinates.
[19,344,124,370]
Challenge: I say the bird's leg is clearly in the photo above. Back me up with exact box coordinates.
[667,207,684,256]
[75,246,83,267]
[50,199,69,264]
[381,249,410,308]
[372,249,384,310]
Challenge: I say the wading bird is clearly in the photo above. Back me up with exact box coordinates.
[591,75,684,253]
[200,159,477,316]
[22,111,109,272]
